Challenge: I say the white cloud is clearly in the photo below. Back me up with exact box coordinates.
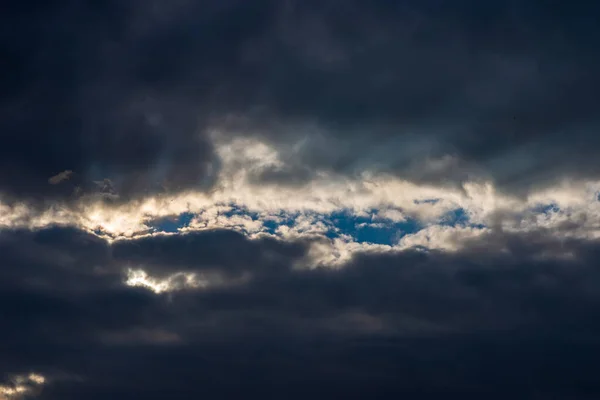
[0,373,46,400]
[398,225,490,252]
[124,267,251,294]
[2,138,600,257]
[125,268,207,294]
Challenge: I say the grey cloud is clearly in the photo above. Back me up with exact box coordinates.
[112,229,310,279]
[228,1,600,193]
[4,1,600,398]
[1,0,222,203]
[2,225,600,398]
[3,0,600,204]
[48,170,73,185]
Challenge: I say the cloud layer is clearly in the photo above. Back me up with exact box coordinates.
[3,226,600,398]
[3,0,600,202]
[3,0,600,398]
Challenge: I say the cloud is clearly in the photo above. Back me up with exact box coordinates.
[2,0,600,205]
[48,170,73,185]
[0,373,46,400]
[4,1,600,398]
[0,225,600,398]
[206,0,600,194]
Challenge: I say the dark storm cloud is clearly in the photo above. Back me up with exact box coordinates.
[4,1,600,398]
[232,0,600,192]
[2,225,600,398]
[112,229,309,278]
[0,226,168,381]
[1,0,229,202]
[3,0,600,203]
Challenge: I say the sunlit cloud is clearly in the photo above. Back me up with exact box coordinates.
[0,373,46,400]
[125,268,208,294]
[1,138,600,257]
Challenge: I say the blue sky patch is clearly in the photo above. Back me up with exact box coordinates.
[533,203,560,214]
[145,205,490,244]
[438,208,486,229]
[148,212,195,233]
[325,210,421,245]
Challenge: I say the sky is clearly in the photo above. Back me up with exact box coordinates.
[2,0,600,398]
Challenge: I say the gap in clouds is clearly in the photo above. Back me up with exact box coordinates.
[148,212,195,233]
[144,204,486,246]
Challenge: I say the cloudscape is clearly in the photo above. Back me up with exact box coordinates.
[2,1,600,398]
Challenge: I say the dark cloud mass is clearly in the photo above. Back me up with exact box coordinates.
[4,1,600,399]
[1,0,600,201]
[1,226,600,398]
[112,228,309,278]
